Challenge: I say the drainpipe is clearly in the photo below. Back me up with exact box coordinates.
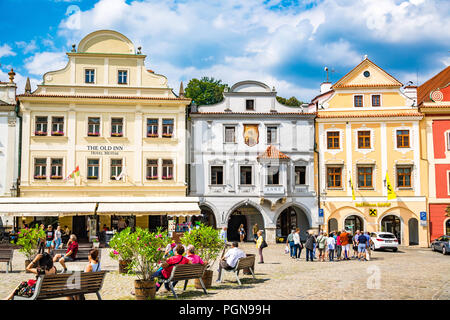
[314,104,321,235]
[15,98,22,197]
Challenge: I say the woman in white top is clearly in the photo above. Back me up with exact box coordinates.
[53,226,62,249]
[293,228,303,260]
[326,233,336,262]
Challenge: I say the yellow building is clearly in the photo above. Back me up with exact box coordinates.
[313,58,428,247]
[0,30,199,239]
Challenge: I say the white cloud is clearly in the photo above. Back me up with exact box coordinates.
[24,52,67,76]
[47,0,450,100]
[16,40,38,54]
[0,44,16,58]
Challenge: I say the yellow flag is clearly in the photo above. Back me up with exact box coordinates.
[350,175,356,201]
[386,172,397,200]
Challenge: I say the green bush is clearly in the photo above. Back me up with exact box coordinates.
[14,224,45,260]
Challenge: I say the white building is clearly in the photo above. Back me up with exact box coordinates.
[189,80,317,243]
[0,70,19,229]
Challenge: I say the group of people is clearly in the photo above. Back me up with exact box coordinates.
[287,229,374,262]
[235,224,266,264]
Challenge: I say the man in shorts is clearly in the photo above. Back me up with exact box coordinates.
[316,232,327,262]
[45,225,55,253]
[340,229,350,260]
[53,234,78,272]
[357,232,367,261]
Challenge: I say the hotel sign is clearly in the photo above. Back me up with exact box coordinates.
[355,202,391,207]
[87,145,124,156]
[263,186,285,195]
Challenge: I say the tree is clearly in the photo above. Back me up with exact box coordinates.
[276,96,303,107]
[185,77,228,106]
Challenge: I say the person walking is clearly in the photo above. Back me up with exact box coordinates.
[305,231,316,262]
[252,224,259,242]
[256,230,265,264]
[335,231,342,261]
[357,231,367,261]
[326,232,336,261]
[316,231,327,262]
[238,224,246,242]
[286,229,295,259]
[293,228,303,260]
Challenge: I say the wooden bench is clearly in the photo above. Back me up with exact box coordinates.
[53,248,102,261]
[12,271,107,300]
[219,255,256,286]
[0,249,13,273]
[163,264,208,299]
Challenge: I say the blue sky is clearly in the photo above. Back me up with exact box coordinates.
[0,0,449,100]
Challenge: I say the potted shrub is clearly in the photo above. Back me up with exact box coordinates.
[126,227,171,300]
[181,223,225,288]
[14,224,45,271]
[109,228,134,274]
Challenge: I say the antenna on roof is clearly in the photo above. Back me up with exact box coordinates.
[324,67,329,82]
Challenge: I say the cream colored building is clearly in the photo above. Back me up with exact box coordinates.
[313,58,429,247]
[0,30,199,238]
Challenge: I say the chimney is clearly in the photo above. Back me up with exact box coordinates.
[403,85,417,105]
[320,82,332,94]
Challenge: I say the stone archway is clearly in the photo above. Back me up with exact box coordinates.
[227,203,265,242]
[344,215,364,234]
[192,205,217,229]
[276,205,311,242]
[408,218,419,245]
[328,218,338,233]
[381,215,402,244]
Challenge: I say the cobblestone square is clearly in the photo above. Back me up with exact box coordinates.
[1,243,449,300]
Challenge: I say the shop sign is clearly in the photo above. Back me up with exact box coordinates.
[369,209,377,217]
[318,209,324,225]
[355,202,391,207]
[87,145,124,156]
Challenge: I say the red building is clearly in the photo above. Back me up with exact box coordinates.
[419,66,450,241]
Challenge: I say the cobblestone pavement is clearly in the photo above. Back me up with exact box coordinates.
[1,243,449,300]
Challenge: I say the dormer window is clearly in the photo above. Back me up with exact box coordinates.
[118,70,128,84]
[246,99,255,110]
[85,69,95,84]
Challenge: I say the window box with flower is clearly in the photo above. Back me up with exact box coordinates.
[146,176,158,180]
[162,175,173,180]
[87,176,98,180]
[51,131,64,136]
[162,133,173,138]
[111,132,123,137]
[88,132,100,137]
[34,175,47,180]
[34,131,47,136]
[50,175,63,180]
[147,133,159,138]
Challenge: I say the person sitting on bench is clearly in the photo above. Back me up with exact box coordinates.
[151,244,191,292]
[53,234,78,273]
[216,241,246,282]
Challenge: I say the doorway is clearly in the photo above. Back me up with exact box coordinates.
[408,218,419,245]
[381,215,402,244]
[72,216,87,242]
[227,212,247,242]
[344,215,364,234]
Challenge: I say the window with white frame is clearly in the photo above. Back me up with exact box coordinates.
[295,166,306,185]
[34,158,47,179]
[85,69,95,84]
[224,126,236,143]
[211,166,224,185]
[240,166,252,185]
[354,95,363,107]
[111,118,124,137]
[88,117,101,136]
[372,94,381,107]
[397,166,412,188]
[87,159,99,180]
[162,160,174,180]
[110,159,123,180]
[327,166,342,188]
[267,165,280,185]
[162,119,174,138]
[246,99,255,110]
[51,117,64,136]
[147,119,159,137]
[146,159,158,180]
[118,70,128,84]
[267,126,278,144]
[35,116,48,136]
[357,166,373,188]
[50,158,63,179]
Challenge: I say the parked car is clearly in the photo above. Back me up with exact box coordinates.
[431,235,450,255]
[370,232,399,251]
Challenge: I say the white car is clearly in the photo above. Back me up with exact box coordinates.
[370,232,399,251]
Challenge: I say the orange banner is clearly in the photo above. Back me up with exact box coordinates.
[244,124,259,147]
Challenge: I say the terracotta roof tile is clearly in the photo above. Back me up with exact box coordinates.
[317,111,423,119]
[417,66,450,105]
[17,94,190,101]
[257,145,290,160]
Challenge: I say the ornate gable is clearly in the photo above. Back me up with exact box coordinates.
[333,58,403,89]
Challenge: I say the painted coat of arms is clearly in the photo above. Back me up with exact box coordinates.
[244,124,259,147]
